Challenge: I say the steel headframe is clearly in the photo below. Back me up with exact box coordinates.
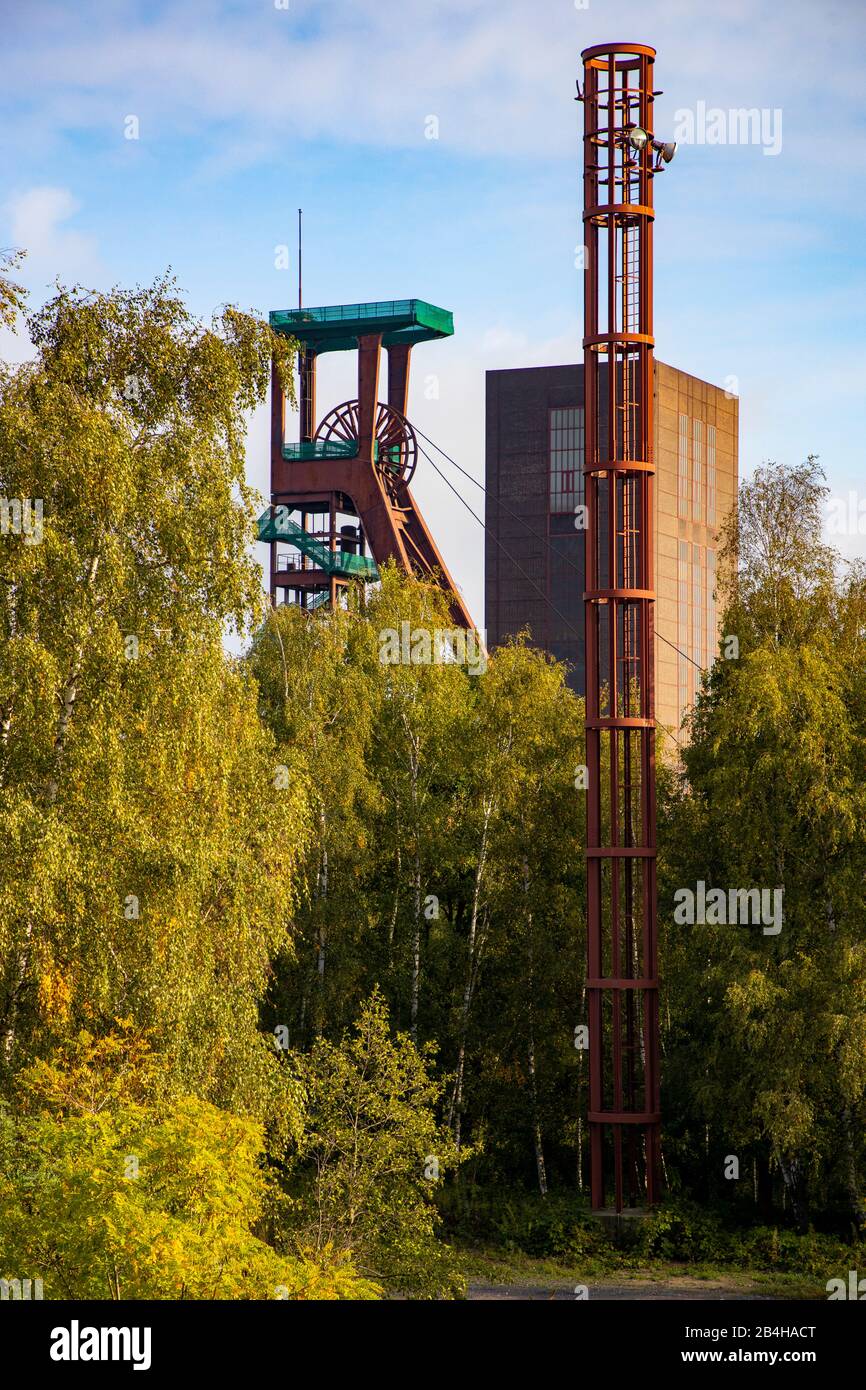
[268,305,475,629]
[579,41,661,1211]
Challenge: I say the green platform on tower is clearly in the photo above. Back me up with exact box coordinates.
[269,299,454,355]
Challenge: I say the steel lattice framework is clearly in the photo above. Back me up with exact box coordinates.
[263,300,474,628]
[580,42,662,1210]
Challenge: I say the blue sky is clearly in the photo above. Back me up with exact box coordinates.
[3,0,865,625]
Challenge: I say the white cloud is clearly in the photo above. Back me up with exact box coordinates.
[6,186,99,284]
[3,0,863,623]
[4,0,865,169]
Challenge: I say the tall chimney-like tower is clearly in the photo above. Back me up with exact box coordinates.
[579,42,664,1210]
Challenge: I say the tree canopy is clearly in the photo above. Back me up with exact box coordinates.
[2,261,864,1296]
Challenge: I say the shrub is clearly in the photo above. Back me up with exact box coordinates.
[282,990,464,1298]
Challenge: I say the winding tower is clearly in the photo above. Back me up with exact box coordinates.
[260,299,473,627]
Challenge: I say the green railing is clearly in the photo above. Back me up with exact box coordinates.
[270,299,453,342]
[282,439,380,462]
[257,508,379,580]
[282,440,359,461]
[272,299,443,328]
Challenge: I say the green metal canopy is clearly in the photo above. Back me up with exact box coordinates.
[269,299,454,355]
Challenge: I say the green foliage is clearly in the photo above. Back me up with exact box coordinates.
[638,1201,735,1264]
[638,1200,864,1277]
[248,599,380,1041]
[0,250,27,331]
[0,275,308,1121]
[251,568,586,1191]
[4,263,866,1295]
[660,457,866,1230]
[440,1186,611,1261]
[283,990,464,1298]
[0,1033,377,1300]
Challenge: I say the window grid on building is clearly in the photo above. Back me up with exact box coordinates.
[678,539,689,721]
[549,407,585,514]
[692,543,703,700]
[706,548,717,661]
[707,424,717,528]
[678,413,689,519]
[693,419,704,524]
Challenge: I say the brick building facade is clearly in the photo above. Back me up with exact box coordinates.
[484,361,738,742]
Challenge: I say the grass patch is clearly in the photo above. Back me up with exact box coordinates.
[442,1189,856,1300]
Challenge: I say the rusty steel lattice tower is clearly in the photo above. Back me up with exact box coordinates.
[579,42,670,1210]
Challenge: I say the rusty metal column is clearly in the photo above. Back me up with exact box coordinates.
[357,333,382,462]
[300,349,317,442]
[387,343,412,415]
[580,41,660,1211]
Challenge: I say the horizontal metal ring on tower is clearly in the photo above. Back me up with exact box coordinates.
[581,42,657,61]
[583,459,655,474]
[588,1111,662,1126]
[586,977,659,989]
[585,847,656,858]
[585,587,655,601]
[583,330,655,349]
[586,716,655,729]
[586,130,648,144]
[583,202,655,222]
